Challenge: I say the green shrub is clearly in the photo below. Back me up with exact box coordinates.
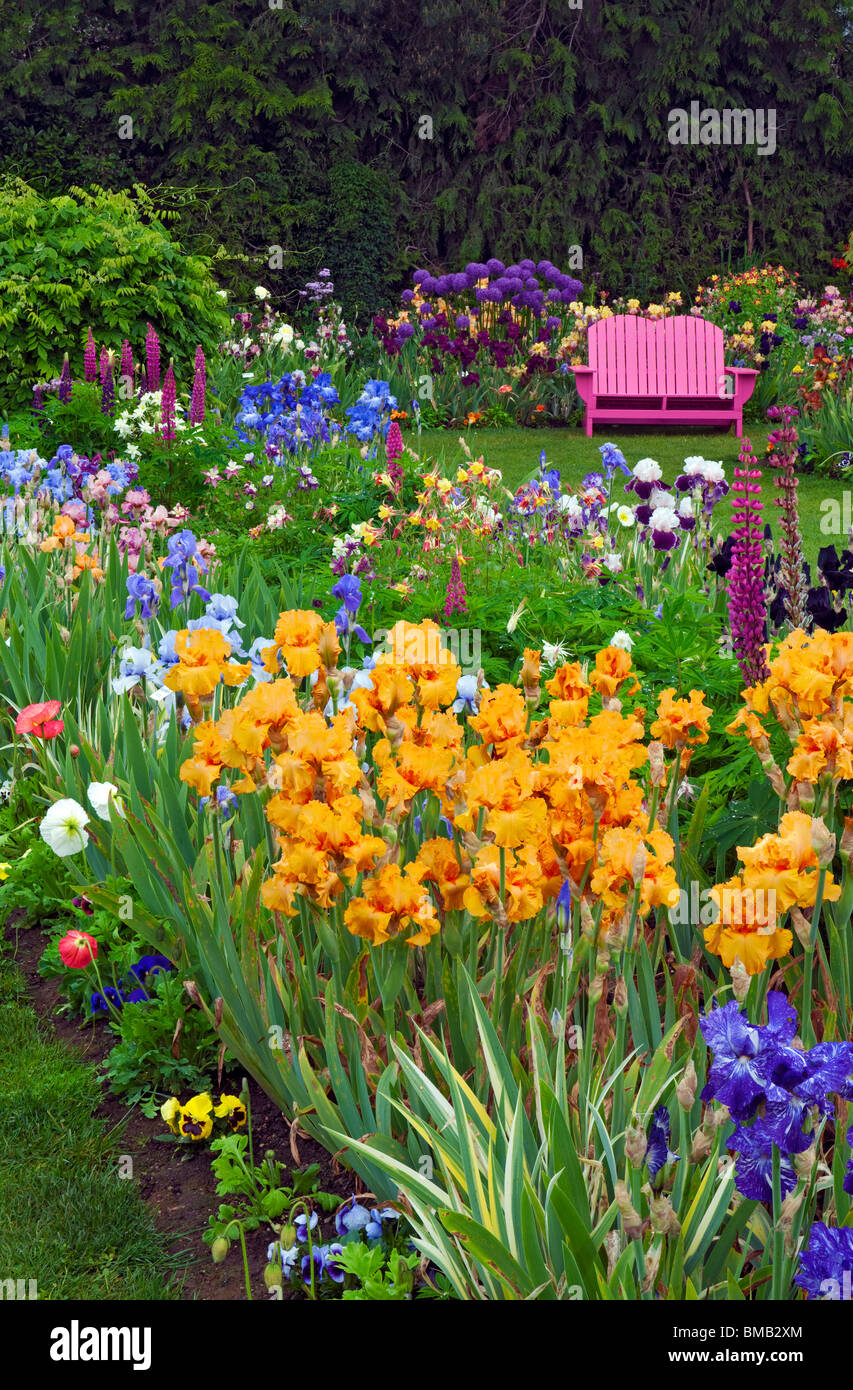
[0,179,230,407]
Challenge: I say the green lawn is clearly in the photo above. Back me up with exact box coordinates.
[0,945,182,1300]
[418,425,844,567]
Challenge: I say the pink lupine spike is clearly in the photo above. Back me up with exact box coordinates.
[161,361,176,441]
[190,345,206,425]
[84,328,97,382]
[145,324,161,394]
[726,438,770,688]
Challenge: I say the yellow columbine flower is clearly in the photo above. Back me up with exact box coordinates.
[422,472,437,488]
[437,478,453,495]
[378,504,394,520]
[457,469,469,483]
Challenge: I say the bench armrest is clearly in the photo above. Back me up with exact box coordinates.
[568,363,595,406]
[722,365,758,407]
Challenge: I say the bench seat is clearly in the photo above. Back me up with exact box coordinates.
[570,315,757,437]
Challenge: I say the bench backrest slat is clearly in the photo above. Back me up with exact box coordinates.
[588,315,723,396]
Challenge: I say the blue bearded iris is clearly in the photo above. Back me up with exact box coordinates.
[646,1106,679,1182]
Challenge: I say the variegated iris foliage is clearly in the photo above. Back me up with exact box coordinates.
[4,512,853,1302]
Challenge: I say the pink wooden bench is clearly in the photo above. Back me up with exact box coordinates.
[569,315,757,437]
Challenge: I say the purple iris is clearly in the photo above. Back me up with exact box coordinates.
[125,573,160,621]
[727,1122,798,1203]
[331,574,370,646]
[162,530,211,609]
[795,1223,853,1298]
[556,880,572,927]
[646,1106,678,1181]
[699,997,790,1120]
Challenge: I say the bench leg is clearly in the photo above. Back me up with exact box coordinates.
[734,413,743,438]
[585,412,594,438]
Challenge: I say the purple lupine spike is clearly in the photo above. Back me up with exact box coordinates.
[161,361,176,440]
[145,324,161,394]
[99,345,111,384]
[190,344,206,425]
[120,339,134,397]
[84,328,97,381]
[58,354,73,404]
[766,405,808,629]
[32,383,45,415]
[727,440,770,688]
[443,554,468,621]
[386,419,403,464]
[100,353,115,416]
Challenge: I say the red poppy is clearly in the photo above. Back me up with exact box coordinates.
[57,930,98,969]
[14,701,64,739]
[831,258,849,270]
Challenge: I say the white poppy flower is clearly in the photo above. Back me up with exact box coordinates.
[87,781,125,820]
[609,629,634,651]
[40,799,90,857]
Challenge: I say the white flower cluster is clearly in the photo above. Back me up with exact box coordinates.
[682,455,726,484]
[632,457,663,483]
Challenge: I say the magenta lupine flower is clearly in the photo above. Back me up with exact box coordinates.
[386,419,403,464]
[99,345,111,384]
[767,406,807,629]
[145,324,161,394]
[443,554,468,620]
[120,339,134,395]
[160,362,176,441]
[58,354,73,404]
[726,440,770,687]
[84,328,97,382]
[190,345,206,425]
